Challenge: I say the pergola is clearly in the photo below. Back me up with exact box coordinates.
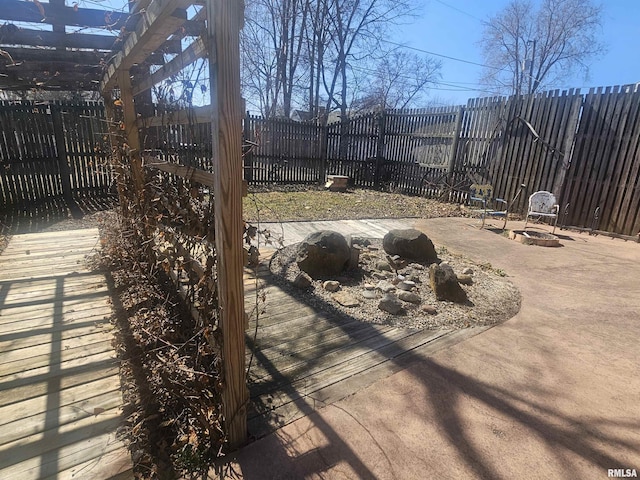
[0,0,248,448]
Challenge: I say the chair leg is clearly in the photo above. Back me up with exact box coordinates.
[552,215,557,234]
[524,214,529,231]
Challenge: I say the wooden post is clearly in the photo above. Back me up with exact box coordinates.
[50,104,73,204]
[103,92,129,216]
[207,0,248,449]
[374,111,386,189]
[117,69,146,207]
[447,105,464,175]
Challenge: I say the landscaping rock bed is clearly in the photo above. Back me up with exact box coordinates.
[268,237,521,330]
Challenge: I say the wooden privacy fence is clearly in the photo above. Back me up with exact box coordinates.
[1,85,640,236]
[562,86,640,236]
[0,100,112,208]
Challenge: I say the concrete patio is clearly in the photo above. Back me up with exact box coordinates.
[231,217,640,479]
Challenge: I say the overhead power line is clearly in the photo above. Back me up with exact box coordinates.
[380,39,502,70]
[432,0,484,22]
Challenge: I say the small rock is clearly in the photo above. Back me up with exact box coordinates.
[396,274,406,281]
[398,291,421,303]
[323,280,340,292]
[422,305,438,315]
[352,237,371,247]
[367,245,379,251]
[410,263,425,270]
[372,271,389,280]
[333,292,360,307]
[347,246,360,270]
[375,260,393,272]
[362,290,377,299]
[409,275,421,284]
[378,294,403,315]
[364,283,375,290]
[375,280,396,293]
[293,272,312,289]
[387,254,408,270]
[462,267,474,275]
[457,274,473,285]
[397,280,416,291]
[429,263,467,303]
[439,261,450,267]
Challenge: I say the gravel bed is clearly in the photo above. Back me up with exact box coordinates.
[268,239,521,330]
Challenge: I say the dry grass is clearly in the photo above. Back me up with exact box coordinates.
[243,188,466,223]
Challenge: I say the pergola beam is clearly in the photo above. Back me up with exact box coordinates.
[0,27,121,51]
[0,70,99,90]
[0,47,169,67]
[0,0,129,30]
[100,0,193,92]
[131,37,207,96]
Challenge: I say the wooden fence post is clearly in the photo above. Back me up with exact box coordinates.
[319,122,328,185]
[51,104,73,204]
[447,105,464,176]
[207,0,248,450]
[374,111,386,189]
[553,92,583,200]
[243,111,253,183]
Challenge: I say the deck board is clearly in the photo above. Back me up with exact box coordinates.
[0,228,132,479]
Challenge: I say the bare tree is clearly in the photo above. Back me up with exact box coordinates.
[241,0,434,121]
[321,0,417,122]
[479,0,605,96]
[241,0,310,117]
[354,51,442,111]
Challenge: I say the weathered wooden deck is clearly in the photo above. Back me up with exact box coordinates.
[245,219,487,437]
[0,229,132,479]
[0,219,485,472]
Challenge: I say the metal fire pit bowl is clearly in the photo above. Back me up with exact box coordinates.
[509,229,561,247]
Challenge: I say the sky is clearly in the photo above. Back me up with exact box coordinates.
[396,0,640,106]
[15,0,636,108]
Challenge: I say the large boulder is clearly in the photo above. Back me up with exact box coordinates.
[429,263,467,303]
[296,230,351,278]
[383,229,437,262]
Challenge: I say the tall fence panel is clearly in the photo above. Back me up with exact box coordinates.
[0,100,113,209]
[143,111,214,172]
[385,107,459,166]
[247,114,324,184]
[60,102,112,196]
[562,86,640,235]
[0,102,62,206]
[326,112,379,188]
[483,89,583,214]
